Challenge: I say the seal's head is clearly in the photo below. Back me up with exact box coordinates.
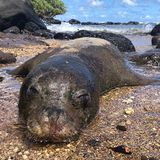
[19,55,99,143]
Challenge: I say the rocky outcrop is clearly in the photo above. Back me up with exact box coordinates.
[129,49,160,66]
[32,29,55,39]
[3,26,20,34]
[0,0,46,31]
[0,51,16,64]
[150,24,160,36]
[151,36,160,46]
[73,30,135,52]
[68,19,81,24]
[54,32,74,40]
[44,18,61,25]
[54,30,135,52]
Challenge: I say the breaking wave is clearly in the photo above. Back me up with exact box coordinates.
[47,22,155,35]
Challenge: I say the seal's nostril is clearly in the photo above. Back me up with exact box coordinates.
[44,107,64,120]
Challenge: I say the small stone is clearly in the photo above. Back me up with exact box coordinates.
[22,155,28,160]
[87,139,101,148]
[55,148,60,151]
[13,147,19,153]
[111,145,132,155]
[149,157,158,160]
[116,122,127,131]
[24,151,30,155]
[122,99,133,104]
[124,107,134,115]
[126,120,132,125]
[18,152,22,156]
[0,76,4,82]
[141,155,148,160]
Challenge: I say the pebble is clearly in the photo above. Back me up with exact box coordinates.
[126,120,132,125]
[24,151,30,155]
[55,148,60,151]
[122,99,133,104]
[116,122,127,131]
[141,155,148,160]
[0,76,4,82]
[13,147,19,153]
[87,139,101,148]
[124,107,134,115]
[22,155,28,160]
[111,145,132,155]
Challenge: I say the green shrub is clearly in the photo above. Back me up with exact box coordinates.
[31,0,66,18]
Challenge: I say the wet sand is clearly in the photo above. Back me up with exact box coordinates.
[0,33,160,160]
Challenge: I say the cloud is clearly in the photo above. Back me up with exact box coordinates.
[145,15,152,19]
[117,11,128,18]
[89,0,104,7]
[122,0,137,6]
[79,7,85,11]
[100,14,107,18]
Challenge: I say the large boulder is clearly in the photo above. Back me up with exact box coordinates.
[150,24,160,36]
[0,0,46,31]
[129,49,160,67]
[3,26,20,34]
[54,32,74,40]
[73,30,135,52]
[0,51,16,64]
[44,18,61,25]
[152,36,160,46]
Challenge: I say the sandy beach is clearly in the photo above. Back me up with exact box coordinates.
[0,33,160,160]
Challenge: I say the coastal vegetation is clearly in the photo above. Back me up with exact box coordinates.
[31,0,66,18]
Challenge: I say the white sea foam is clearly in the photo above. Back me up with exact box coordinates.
[46,22,156,35]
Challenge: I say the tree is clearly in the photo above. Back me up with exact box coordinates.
[31,0,66,18]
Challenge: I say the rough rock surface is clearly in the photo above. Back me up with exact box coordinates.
[54,30,135,52]
[0,0,46,31]
[0,51,16,64]
[150,24,160,36]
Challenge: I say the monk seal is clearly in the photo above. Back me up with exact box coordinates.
[11,37,160,143]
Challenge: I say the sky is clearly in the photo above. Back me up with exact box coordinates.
[56,0,160,22]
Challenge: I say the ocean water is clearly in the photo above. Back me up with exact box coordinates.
[47,22,156,35]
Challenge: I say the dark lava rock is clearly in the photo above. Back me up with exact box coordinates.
[24,22,40,32]
[54,32,74,40]
[32,29,55,39]
[81,22,103,25]
[116,122,127,131]
[44,18,61,25]
[73,30,135,52]
[111,145,132,155]
[3,26,20,34]
[156,41,160,49]
[141,155,149,160]
[141,157,159,160]
[0,76,4,82]
[68,19,81,24]
[150,24,160,36]
[125,21,139,25]
[0,0,46,31]
[87,139,101,148]
[129,49,160,66]
[0,51,16,64]
[152,36,160,45]
[149,158,158,160]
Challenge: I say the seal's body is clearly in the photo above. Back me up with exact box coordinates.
[12,38,159,143]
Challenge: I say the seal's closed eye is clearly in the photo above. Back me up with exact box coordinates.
[72,89,91,108]
[27,86,39,96]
